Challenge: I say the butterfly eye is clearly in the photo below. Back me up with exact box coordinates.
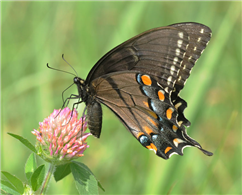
[73,77,79,84]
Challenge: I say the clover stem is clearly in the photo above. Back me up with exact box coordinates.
[40,163,55,195]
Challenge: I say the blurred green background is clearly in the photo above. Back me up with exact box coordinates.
[1,1,241,195]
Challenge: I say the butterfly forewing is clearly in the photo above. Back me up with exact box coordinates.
[86,27,190,93]
[169,22,212,96]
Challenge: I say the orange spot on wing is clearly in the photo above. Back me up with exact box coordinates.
[172,125,178,132]
[143,101,149,107]
[166,108,174,119]
[165,147,172,154]
[144,126,154,135]
[147,117,158,127]
[136,132,144,138]
[146,143,157,152]
[158,90,165,101]
[147,110,158,119]
[138,107,158,119]
[141,75,152,86]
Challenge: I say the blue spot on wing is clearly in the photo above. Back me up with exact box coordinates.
[139,135,149,144]
[136,74,142,85]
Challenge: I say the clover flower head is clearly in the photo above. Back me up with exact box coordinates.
[32,107,91,164]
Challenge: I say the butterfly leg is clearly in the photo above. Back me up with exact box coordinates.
[56,94,81,120]
[62,94,80,108]
[72,99,83,110]
[63,99,83,124]
[60,99,84,126]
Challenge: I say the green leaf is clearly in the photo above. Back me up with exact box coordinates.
[1,179,18,193]
[31,164,45,191]
[25,153,37,184]
[0,180,21,195]
[70,161,99,195]
[54,163,71,182]
[1,171,24,194]
[73,163,104,192]
[98,181,105,192]
[8,133,37,153]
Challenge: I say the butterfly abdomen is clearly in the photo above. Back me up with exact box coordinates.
[87,101,103,138]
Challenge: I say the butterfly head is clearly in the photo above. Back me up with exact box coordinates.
[73,76,88,101]
[73,76,85,85]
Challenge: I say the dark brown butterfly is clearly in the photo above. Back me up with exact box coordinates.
[70,22,213,159]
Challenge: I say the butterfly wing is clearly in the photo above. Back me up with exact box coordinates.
[89,72,213,159]
[86,23,211,93]
[86,23,211,128]
[169,22,212,97]
[168,23,212,127]
[86,25,190,94]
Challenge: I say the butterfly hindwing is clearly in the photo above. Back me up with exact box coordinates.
[89,71,212,159]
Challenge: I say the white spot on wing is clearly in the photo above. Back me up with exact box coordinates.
[186,43,189,49]
[173,57,178,65]
[173,138,185,147]
[175,102,182,109]
[178,121,183,126]
[178,32,184,39]
[167,76,172,85]
[170,65,176,75]
[164,87,169,93]
[177,40,183,48]
[176,48,180,56]
[200,28,204,34]
[182,52,186,58]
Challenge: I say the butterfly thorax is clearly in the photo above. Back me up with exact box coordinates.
[73,76,89,102]
[74,76,103,138]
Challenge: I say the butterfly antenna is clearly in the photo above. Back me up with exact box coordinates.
[62,54,79,77]
[47,63,76,77]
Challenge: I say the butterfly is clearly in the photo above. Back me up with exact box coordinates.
[68,22,213,159]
